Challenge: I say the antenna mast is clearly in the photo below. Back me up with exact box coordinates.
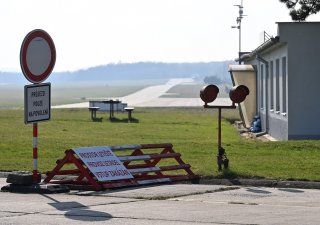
[231,0,246,64]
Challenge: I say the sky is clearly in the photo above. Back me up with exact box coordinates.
[1,0,320,72]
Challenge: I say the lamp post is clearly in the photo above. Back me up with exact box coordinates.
[231,0,245,65]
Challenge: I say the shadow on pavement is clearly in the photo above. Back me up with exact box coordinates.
[246,187,272,194]
[64,209,112,221]
[278,188,304,193]
[42,194,112,221]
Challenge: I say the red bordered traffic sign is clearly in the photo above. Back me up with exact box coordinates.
[20,29,56,84]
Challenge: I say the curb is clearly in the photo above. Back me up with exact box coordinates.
[1,172,320,190]
[0,171,46,179]
[199,178,320,190]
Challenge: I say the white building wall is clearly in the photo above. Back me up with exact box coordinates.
[278,22,320,139]
[266,46,288,140]
[244,22,320,140]
[245,45,289,140]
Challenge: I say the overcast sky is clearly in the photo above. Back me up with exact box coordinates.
[1,0,320,72]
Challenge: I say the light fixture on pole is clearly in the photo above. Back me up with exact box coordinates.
[231,0,246,64]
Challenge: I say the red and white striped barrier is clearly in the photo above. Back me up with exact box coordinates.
[44,143,199,190]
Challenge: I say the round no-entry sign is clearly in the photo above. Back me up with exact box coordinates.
[20,29,56,84]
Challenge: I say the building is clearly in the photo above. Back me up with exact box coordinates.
[236,22,320,140]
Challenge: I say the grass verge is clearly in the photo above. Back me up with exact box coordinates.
[0,108,319,181]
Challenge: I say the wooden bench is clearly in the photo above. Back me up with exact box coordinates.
[124,107,134,122]
[88,107,100,120]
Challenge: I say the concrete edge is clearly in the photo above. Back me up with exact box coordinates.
[0,171,46,179]
[199,178,320,190]
[1,172,319,190]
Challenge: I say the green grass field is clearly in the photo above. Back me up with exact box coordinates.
[0,107,319,181]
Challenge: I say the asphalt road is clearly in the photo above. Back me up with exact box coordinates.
[1,178,320,225]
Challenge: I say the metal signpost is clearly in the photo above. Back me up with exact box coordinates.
[200,84,249,171]
[20,29,56,183]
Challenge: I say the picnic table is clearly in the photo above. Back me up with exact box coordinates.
[102,99,121,119]
[89,99,125,120]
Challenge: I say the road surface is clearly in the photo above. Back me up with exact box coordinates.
[1,177,320,225]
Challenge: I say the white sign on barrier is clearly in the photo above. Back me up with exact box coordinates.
[73,146,133,182]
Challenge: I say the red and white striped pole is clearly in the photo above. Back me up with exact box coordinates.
[33,123,38,183]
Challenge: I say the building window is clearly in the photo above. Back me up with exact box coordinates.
[275,58,280,112]
[282,57,287,114]
[270,60,274,111]
[260,64,264,109]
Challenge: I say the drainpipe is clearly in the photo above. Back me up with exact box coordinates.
[255,55,269,136]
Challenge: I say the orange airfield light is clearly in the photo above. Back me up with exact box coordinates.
[229,85,250,103]
[200,84,219,105]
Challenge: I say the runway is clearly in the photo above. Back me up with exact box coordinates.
[52,78,232,108]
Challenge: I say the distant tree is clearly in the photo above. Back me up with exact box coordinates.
[204,76,223,85]
[279,0,320,21]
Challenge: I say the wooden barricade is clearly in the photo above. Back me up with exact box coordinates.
[44,143,199,190]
